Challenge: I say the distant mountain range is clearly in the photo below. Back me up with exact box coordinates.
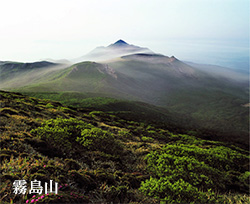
[0,40,247,98]
[0,40,248,146]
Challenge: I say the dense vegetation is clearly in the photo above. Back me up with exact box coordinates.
[0,90,249,203]
[24,91,249,149]
[140,142,249,203]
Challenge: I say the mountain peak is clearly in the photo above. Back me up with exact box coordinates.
[108,40,130,48]
[114,39,128,45]
[76,40,154,62]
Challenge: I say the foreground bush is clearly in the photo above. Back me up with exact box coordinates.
[31,117,121,155]
[76,127,120,154]
[31,118,92,152]
[140,143,249,203]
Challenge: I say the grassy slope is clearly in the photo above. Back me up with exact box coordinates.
[14,62,123,95]
[3,59,249,147]
[23,91,249,149]
[1,90,249,203]
[163,87,249,145]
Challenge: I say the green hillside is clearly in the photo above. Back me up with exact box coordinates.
[0,61,69,89]
[1,57,249,148]
[23,91,249,149]
[13,61,135,99]
[1,90,249,203]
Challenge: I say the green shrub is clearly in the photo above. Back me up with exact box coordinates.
[31,117,92,152]
[45,103,54,108]
[140,143,249,203]
[141,136,154,143]
[140,177,209,203]
[76,127,119,154]
[31,117,122,155]
[118,130,132,140]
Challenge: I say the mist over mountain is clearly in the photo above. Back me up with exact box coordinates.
[74,39,153,63]
[185,61,249,81]
[158,39,249,74]
[1,40,247,95]
[0,40,248,146]
[0,60,68,89]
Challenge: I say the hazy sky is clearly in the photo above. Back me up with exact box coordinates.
[0,0,249,65]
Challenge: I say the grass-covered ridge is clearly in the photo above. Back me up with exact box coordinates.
[0,90,249,203]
